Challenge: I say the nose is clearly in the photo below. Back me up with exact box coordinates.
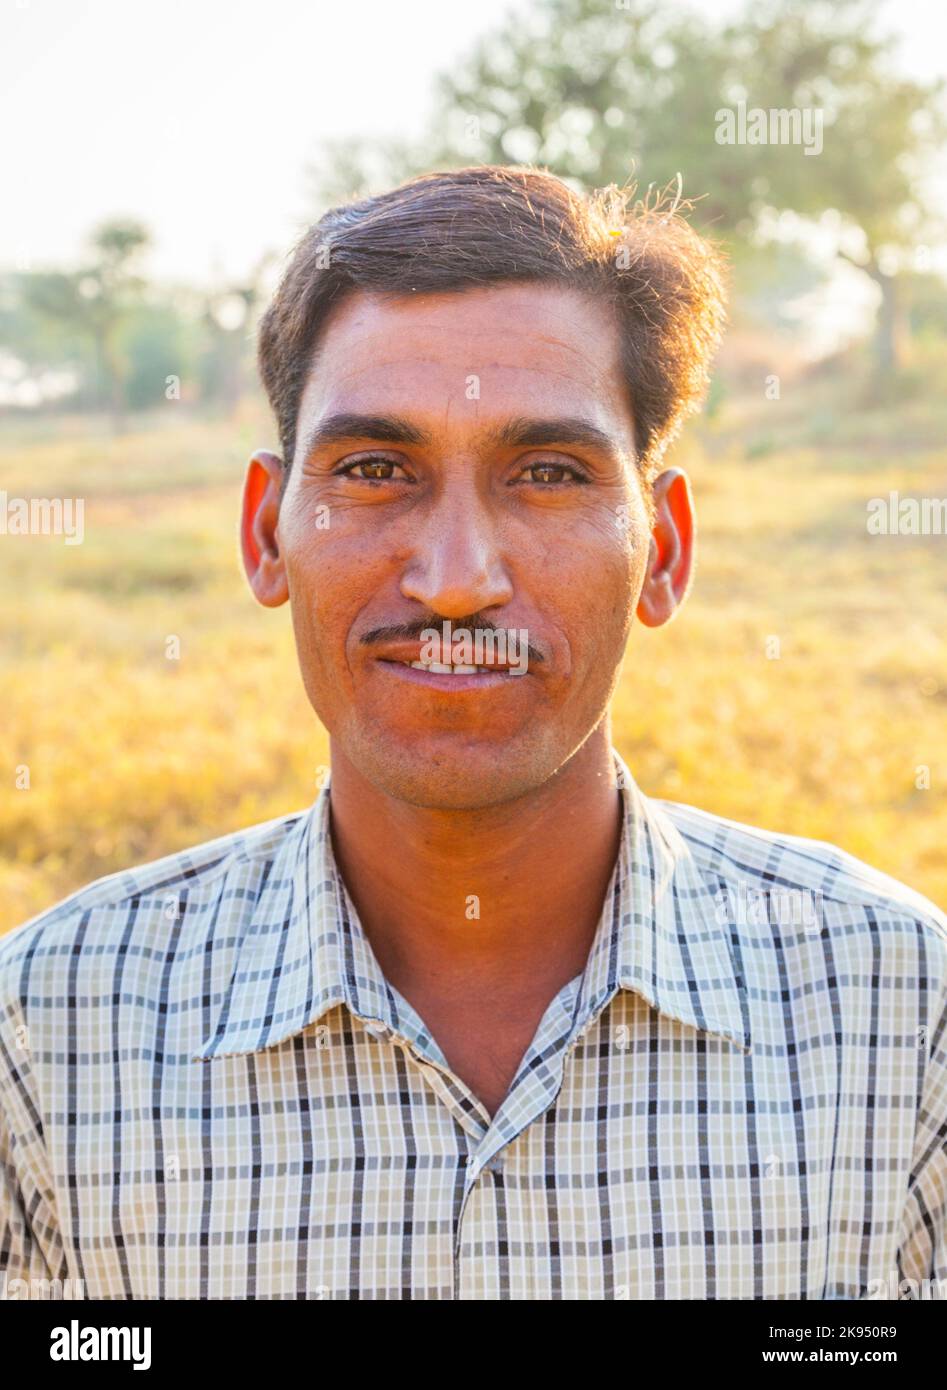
[399,486,513,619]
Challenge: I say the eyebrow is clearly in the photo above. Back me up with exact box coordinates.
[298,411,626,463]
[493,416,623,455]
[299,413,428,459]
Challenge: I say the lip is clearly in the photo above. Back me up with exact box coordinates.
[365,638,524,668]
[375,658,528,693]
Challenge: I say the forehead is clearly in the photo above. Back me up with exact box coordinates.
[294,282,632,449]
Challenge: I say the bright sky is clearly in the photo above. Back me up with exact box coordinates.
[3,0,945,287]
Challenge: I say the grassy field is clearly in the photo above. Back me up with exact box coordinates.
[2,371,946,935]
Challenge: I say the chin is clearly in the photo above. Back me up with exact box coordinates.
[342,727,565,811]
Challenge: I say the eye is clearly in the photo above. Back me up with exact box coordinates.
[335,455,411,482]
[514,459,590,486]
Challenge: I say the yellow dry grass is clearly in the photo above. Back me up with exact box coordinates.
[2,379,945,934]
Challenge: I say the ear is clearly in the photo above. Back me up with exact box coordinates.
[241,450,289,608]
[636,467,696,629]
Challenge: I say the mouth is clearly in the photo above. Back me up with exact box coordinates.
[375,657,527,692]
[364,630,536,691]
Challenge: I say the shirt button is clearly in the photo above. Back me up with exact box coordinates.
[485,1156,504,1175]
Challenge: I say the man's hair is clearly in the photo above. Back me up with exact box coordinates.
[257,165,727,486]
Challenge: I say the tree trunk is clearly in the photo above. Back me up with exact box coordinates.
[838,250,909,387]
[873,269,906,379]
[101,328,125,436]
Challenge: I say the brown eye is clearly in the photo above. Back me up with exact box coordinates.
[518,460,588,486]
[337,457,409,482]
[530,463,569,484]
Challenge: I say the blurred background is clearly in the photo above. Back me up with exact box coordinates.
[2,0,946,933]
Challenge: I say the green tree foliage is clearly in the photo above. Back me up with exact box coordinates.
[116,303,192,412]
[4,237,268,421]
[20,219,151,430]
[312,0,945,374]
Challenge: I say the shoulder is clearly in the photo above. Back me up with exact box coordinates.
[0,809,308,1007]
[656,796,947,976]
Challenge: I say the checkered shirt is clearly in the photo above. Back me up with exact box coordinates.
[1,751,945,1300]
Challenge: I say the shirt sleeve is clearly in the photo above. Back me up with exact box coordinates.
[0,1100,58,1292]
[0,986,66,1295]
[897,984,947,1291]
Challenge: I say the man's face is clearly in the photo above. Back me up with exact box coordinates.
[245,282,689,809]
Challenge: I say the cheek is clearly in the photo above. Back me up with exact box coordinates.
[611,494,653,593]
[627,520,653,594]
[544,518,644,671]
[576,505,649,598]
[280,536,351,682]
[281,498,365,619]
[282,521,399,702]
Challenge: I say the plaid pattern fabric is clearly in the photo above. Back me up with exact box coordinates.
[1,750,945,1300]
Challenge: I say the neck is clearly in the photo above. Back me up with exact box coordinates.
[326,727,624,1004]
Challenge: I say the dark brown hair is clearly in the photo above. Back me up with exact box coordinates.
[257,165,727,485]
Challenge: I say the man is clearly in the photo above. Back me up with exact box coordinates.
[1,166,945,1301]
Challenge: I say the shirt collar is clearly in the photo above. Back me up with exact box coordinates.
[193,750,750,1062]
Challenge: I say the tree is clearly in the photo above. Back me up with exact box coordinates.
[22,218,151,431]
[310,0,945,377]
[198,254,274,415]
[0,273,90,405]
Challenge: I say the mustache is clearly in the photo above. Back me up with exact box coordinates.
[360,616,546,664]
